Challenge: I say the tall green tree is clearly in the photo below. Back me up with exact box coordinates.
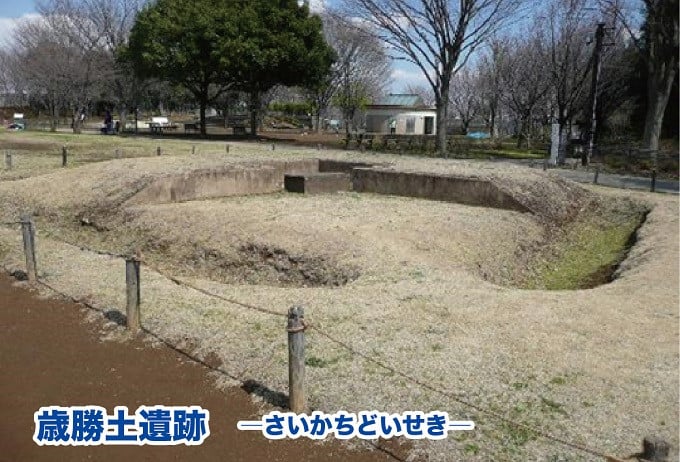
[233,0,334,136]
[127,0,239,135]
[126,0,332,137]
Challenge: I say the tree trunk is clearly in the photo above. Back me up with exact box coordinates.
[435,93,449,156]
[489,106,497,140]
[224,96,230,129]
[344,106,354,139]
[249,90,259,137]
[50,105,58,132]
[557,123,568,165]
[516,119,524,148]
[315,111,321,133]
[517,116,531,149]
[71,108,82,134]
[461,120,470,135]
[119,108,128,134]
[199,101,207,137]
[642,65,676,152]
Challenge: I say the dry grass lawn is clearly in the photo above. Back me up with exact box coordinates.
[0,130,677,461]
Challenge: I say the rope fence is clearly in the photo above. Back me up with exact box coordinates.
[2,142,245,175]
[0,215,669,462]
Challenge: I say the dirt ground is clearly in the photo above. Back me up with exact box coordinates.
[0,273,408,462]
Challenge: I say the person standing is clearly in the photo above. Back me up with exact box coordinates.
[104,109,112,133]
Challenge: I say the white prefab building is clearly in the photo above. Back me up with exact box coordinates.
[365,94,437,135]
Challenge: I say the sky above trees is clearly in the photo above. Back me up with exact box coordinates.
[0,0,655,98]
[0,0,426,90]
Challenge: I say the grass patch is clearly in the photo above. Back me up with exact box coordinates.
[540,396,568,416]
[464,443,480,455]
[522,203,647,290]
[549,376,566,385]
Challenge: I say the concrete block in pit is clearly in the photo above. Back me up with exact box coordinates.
[284,172,351,194]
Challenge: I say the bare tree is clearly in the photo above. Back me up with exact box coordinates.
[308,73,339,132]
[35,0,147,132]
[596,40,637,135]
[448,67,482,134]
[339,0,524,155]
[9,15,105,131]
[403,83,436,106]
[544,0,595,163]
[0,50,15,105]
[601,0,678,151]
[323,15,391,136]
[477,39,505,139]
[499,32,552,149]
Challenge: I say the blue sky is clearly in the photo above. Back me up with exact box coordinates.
[0,0,35,18]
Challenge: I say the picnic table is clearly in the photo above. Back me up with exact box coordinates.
[149,117,178,134]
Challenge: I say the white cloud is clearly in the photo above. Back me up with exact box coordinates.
[309,0,326,13]
[390,67,431,90]
[0,13,41,48]
[300,0,325,13]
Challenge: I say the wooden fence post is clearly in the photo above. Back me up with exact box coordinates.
[642,436,669,461]
[4,150,12,170]
[156,146,161,156]
[20,214,37,282]
[226,144,230,154]
[272,143,276,151]
[192,145,195,155]
[62,146,67,167]
[287,306,305,413]
[651,169,657,192]
[125,258,141,333]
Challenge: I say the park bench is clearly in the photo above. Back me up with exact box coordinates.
[149,116,178,134]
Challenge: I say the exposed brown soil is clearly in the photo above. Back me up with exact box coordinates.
[189,242,360,288]
[0,273,407,462]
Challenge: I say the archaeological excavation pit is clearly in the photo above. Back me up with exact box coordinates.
[40,157,647,291]
[1,135,673,462]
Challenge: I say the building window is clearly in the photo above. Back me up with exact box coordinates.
[405,117,415,134]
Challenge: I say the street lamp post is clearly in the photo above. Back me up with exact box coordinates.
[584,22,605,166]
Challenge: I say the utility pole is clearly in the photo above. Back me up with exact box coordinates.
[584,22,605,166]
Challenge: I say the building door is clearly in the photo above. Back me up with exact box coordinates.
[424,117,434,135]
